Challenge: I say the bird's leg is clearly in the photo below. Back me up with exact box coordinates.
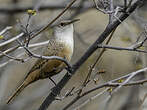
[65,67,72,76]
[47,66,64,86]
[48,77,57,86]
[63,56,72,76]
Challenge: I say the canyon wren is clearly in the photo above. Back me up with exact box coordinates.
[6,19,79,104]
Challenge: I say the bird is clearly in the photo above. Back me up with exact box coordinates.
[6,19,79,104]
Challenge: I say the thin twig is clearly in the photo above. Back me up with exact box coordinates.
[17,39,72,70]
[0,47,39,68]
[63,67,147,110]
[97,44,147,53]
[0,51,24,62]
[82,28,116,87]
[0,1,93,14]
[139,93,147,110]
[93,0,114,14]
[0,45,19,57]
[73,88,109,110]
[38,0,145,109]
[30,0,79,41]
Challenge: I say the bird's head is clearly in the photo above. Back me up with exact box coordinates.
[53,19,80,35]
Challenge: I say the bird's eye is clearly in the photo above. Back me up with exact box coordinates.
[60,23,65,26]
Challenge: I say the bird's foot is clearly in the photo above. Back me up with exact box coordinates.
[65,67,72,76]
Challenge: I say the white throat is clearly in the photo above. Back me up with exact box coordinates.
[54,24,74,54]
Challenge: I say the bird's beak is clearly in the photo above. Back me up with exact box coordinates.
[66,19,80,25]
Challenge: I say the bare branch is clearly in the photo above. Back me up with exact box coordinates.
[93,0,114,14]
[0,26,12,35]
[97,44,147,53]
[0,51,24,62]
[73,88,109,110]
[0,33,24,47]
[38,0,145,110]
[0,0,78,60]
[0,47,38,68]
[63,67,147,110]
[0,1,93,14]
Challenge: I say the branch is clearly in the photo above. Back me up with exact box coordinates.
[38,0,145,110]
[17,39,72,71]
[29,0,79,42]
[81,28,116,90]
[0,1,93,14]
[0,51,24,62]
[73,88,109,110]
[63,67,147,110]
[0,47,39,68]
[0,26,12,35]
[97,44,147,53]
[0,0,78,59]
[0,33,24,47]
[93,0,114,14]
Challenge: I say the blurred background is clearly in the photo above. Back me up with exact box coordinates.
[0,0,147,110]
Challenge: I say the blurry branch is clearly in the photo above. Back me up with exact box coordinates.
[63,67,147,110]
[74,88,109,110]
[97,44,147,53]
[93,0,135,23]
[69,0,85,19]
[110,29,147,94]
[0,1,94,14]
[0,46,19,58]
[112,67,145,93]
[132,11,147,29]
[0,33,24,59]
[20,0,47,47]
[98,28,147,53]
[0,40,47,66]
[0,51,24,62]
[38,0,145,110]
[0,26,12,35]
[93,0,114,14]
[0,41,48,68]
[24,41,48,48]
[0,33,24,47]
[0,47,38,68]
[33,0,46,12]
[118,86,140,110]
[0,0,78,60]
[139,93,147,110]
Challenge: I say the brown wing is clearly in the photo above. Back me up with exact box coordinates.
[27,40,65,76]
[28,59,48,73]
